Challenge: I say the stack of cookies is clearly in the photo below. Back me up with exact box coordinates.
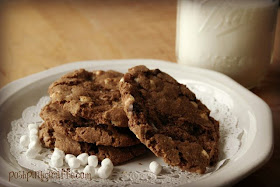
[39,66,219,173]
[39,69,147,165]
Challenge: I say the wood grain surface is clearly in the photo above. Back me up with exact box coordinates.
[0,0,279,186]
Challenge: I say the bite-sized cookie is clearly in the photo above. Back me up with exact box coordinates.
[48,69,128,128]
[40,102,140,147]
[119,65,219,174]
[39,124,147,165]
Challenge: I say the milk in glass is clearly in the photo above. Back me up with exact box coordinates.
[176,0,279,88]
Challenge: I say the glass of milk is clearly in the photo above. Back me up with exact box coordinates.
[176,0,279,88]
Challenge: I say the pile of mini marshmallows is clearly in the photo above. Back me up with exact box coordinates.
[19,123,41,158]
[49,149,163,178]
[51,148,114,179]
[19,123,162,178]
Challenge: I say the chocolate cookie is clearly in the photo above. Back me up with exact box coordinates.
[40,102,140,147]
[48,69,128,128]
[39,124,147,165]
[119,65,219,174]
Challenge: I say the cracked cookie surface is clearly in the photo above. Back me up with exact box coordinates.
[40,102,140,147]
[120,65,219,174]
[39,123,147,165]
[48,69,128,128]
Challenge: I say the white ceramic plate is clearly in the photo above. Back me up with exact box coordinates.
[0,59,273,187]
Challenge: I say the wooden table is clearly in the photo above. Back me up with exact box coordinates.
[0,0,279,186]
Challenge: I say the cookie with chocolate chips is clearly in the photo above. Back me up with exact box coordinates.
[39,123,147,165]
[119,65,219,174]
[40,102,140,147]
[48,69,128,128]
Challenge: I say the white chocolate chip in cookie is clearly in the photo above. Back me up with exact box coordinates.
[111,120,123,127]
[151,123,158,130]
[128,104,133,112]
[100,95,108,101]
[96,70,102,76]
[191,101,198,108]
[80,96,92,103]
[120,77,124,83]
[50,91,61,99]
[124,95,135,112]
[104,78,112,85]
[50,93,55,98]
[150,80,156,89]
[201,150,209,159]
[200,113,209,120]
[125,95,135,104]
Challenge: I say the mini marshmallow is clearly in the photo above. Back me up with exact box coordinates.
[26,141,41,158]
[88,155,98,167]
[101,158,113,169]
[51,152,63,161]
[29,128,38,135]
[98,165,113,179]
[77,153,89,166]
[149,161,162,175]
[54,148,65,158]
[20,135,29,147]
[26,148,39,159]
[50,157,63,168]
[83,165,95,176]
[29,135,39,142]
[50,150,65,168]
[28,140,40,149]
[65,154,75,164]
[95,168,99,174]
[68,157,80,169]
[28,123,39,131]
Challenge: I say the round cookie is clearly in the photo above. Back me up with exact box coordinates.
[40,102,140,147]
[119,65,219,174]
[39,124,147,165]
[48,69,128,128]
